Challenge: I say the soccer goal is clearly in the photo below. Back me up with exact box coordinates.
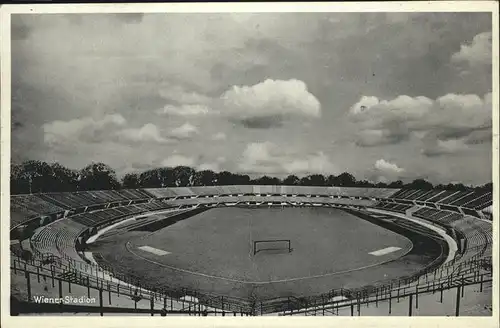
[253,239,292,255]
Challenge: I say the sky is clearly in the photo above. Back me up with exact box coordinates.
[10,12,493,185]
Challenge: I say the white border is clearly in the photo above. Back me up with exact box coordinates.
[1,2,498,328]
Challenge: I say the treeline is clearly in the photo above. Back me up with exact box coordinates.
[10,160,493,195]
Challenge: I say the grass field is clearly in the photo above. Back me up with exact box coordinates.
[92,207,447,301]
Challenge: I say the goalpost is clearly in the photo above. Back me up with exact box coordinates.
[253,239,292,255]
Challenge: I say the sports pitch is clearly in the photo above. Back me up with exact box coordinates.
[95,207,437,301]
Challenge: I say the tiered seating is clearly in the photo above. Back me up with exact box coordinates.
[68,201,173,228]
[10,195,66,226]
[11,195,65,215]
[41,192,95,208]
[335,188,399,199]
[389,189,418,199]
[461,192,492,210]
[450,217,490,260]
[413,190,442,201]
[423,190,456,203]
[54,219,87,260]
[190,187,224,196]
[31,224,62,257]
[374,202,412,213]
[143,188,180,198]
[31,218,87,260]
[438,212,463,225]
[448,191,483,206]
[438,191,472,205]
[403,190,430,200]
[116,189,152,200]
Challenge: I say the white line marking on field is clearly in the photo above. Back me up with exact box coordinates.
[369,246,402,256]
[138,246,171,256]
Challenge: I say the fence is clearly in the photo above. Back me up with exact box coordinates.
[10,246,492,316]
[280,271,492,316]
[10,256,492,316]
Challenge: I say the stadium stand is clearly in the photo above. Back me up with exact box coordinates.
[9,186,493,316]
[10,195,65,226]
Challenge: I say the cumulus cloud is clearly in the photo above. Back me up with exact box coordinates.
[372,159,405,183]
[118,123,169,144]
[161,155,196,168]
[239,142,335,175]
[451,32,492,68]
[169,123,199,139]
[349,92,492,149]
[43,114,126,145]
[220,79,321,128]
[375,159,405,174]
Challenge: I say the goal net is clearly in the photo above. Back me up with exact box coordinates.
[253,239,292,255]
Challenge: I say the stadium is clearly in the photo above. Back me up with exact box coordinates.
[10,184,493,316]
[5,8,496,319]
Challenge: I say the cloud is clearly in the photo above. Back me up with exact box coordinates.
[451,32,492,68]
[372,159,406,183]
[156,104,212,116]
[375,159,405,174]
[239,142,335,175]
[212,132,227,141]
[421,138,470,157]
[161,155,196,168]
[118,123,169,144]
[282,152,334,174]
[159,86,213,105]
[43,114,126,146]
[220,79,321,128]
[355,129,408,147]
[169,123,199,139]
[349,92,491,148]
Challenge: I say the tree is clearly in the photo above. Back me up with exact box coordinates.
[172,166,195,187]
[325,175,337,186]
[232,174,251,185]
[78,163,121,190]
[122,173,140,189]
[193,170,217,186]
[335,172,357,187]
[306,174,326,186]
[283,175,300,186]
[406,179,433,190]
[138,168,175,188]
[216,171,236,185]
[253,176,281,185]
[138,169,162,188]
[10,163,25,194]
[15,160,54,193]
[356,179,374,187]
[476,182,493,193]
[388,180,404,188]
[50,163,78,192]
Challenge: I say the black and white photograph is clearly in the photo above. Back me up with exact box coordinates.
[1,2,498,323]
